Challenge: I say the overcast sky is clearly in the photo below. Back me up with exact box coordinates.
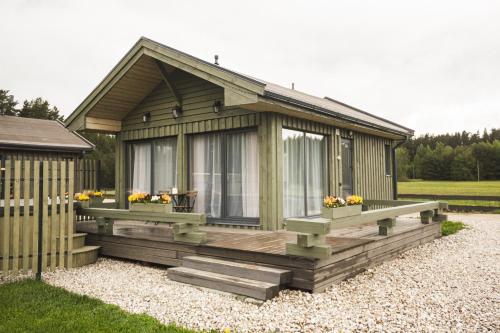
[1,0,499,135]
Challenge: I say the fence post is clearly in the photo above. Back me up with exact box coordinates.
[36,162,43,280]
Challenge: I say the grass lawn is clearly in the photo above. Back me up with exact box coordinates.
[398,180,500,196]
[0,279,198,333]
[398,180,500,209]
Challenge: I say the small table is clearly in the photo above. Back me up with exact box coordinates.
[163,192,197,212]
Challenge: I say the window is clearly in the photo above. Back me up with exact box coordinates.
[126,137,177,194]
[189,130,259,221]
[283,129,327,218]
[384,144,391,176]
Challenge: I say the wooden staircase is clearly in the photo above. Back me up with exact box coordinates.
[167,256,292,300]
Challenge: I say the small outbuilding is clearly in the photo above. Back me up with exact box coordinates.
[0,115,94,161]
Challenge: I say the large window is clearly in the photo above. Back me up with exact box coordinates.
[283,129,327,218]
[126,137,177,194]
[189,130,259,222]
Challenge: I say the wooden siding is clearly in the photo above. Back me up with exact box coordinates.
[115,70,394,230]
[352,132,393,200]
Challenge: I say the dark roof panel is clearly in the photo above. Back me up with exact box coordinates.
[0,116,94,152]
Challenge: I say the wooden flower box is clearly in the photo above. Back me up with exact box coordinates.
[130,203,173,214]
[321,204,362,220]
[89,196,104,207]
[78,200,90,209]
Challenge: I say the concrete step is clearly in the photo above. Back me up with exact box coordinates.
[168,266,280,300]
[182,256,292,285]
[57,233,87,250]
[69,245,100,268]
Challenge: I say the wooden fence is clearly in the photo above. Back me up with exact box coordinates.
[76,158,99,192]
[0,159,75,276]
[398,194,500,212]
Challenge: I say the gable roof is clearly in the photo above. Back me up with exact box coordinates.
[65,37,413,138]
[0,115,94,152]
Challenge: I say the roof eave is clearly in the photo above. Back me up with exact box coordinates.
[263,91,413,138]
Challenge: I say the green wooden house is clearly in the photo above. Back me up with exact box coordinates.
[65,37,413,231]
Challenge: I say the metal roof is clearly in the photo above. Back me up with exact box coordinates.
[144,38,413,136]
[0,116,94,152]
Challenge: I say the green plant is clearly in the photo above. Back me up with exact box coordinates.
[441,221,466,236]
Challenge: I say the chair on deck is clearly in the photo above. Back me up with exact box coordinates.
[173,191,197,212]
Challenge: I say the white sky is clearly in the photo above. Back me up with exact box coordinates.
[1,0,499,135]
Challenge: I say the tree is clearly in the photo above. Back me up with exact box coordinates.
[18,97,64,121]
[395,147,411,181]
[450,146,475,180]
[80,132,116,189]
[0,89,18,116]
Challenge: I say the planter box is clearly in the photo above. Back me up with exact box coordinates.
[78,200,89,209]
[321,205,362,220]
[130,203,173,214]
[89,196,104,207]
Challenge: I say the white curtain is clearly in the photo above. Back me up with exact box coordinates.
[132,143,151,193]
[190,134,222,218]
[306,133,325,215]
[154,138,177,193]
[226,131,259,217]
[283,129,305,218]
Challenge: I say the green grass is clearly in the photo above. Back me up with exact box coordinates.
[441,221,466,236]
[398,180,500,196]
[0,279,198,333]
[398,180,500,209]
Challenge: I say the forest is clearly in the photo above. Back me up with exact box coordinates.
[397,129,500,181]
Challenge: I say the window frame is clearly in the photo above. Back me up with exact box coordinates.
[187,127,259,226]
[282,127,329,218]
[124,136,178,200]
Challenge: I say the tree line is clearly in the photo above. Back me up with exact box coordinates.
[397,129,500,181]
[1,89,115,188]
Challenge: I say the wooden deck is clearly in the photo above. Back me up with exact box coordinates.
[77,216,442,292]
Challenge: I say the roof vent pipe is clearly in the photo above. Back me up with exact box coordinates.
[292,82,295,90]
[214,55,219,65]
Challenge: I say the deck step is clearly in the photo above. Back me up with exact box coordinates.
[57,233,87,250]
[69,245,100,268]
[183,256,292,284]
[168,267,280,300]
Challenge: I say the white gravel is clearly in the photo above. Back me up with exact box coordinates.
[39,213,499,332]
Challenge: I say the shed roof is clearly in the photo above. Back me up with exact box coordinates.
[0,116,94,152]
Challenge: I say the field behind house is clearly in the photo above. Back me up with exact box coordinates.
[398,180,500,210]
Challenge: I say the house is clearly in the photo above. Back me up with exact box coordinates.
[65,37,413,231]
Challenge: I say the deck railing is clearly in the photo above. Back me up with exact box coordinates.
[78,207,207,244]
[285,200,448,259]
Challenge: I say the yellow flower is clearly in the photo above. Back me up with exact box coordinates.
[161,193,172,204]
[223,328,231,333]
[128,192,148,203]
[346,195,363,205]
[77,193,90,201]
[323,195,346,208]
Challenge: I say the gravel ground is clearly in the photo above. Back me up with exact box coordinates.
[37,214,500,332]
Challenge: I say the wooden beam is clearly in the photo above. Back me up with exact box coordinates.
[85,117,121,133]
[154,59,181,106]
